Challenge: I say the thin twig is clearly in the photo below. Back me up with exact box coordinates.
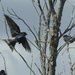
[67,0,74,7]
[57,43,66,54]
[27,38,40,51]
[33,26,38,36]
[32,0,40,16]
[34,63,43,75]
[14,48,36,75]
[0,0,5,14]
[44,0,48,10]
[59,4,75,38]
[30,55,33,75]
[66,44,73,75]
[4,19,9,39]
[37,0,46,21]
[61,54,66,75]
[0,1,9,39]
[0,52,8,75]
[59,23,75,38]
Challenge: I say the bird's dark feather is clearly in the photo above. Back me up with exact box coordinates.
[0,70,6,75]
[4,14,20,37]
[21,37,31,52]
[4,39,16,51]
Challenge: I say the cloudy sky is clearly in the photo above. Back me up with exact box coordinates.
[0,0,40,75]
[0,0,75,75]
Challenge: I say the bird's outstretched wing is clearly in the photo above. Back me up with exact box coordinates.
[21,37,31,52]
[4,14,20,37]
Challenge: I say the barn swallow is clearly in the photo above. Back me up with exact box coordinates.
[4,14,31,52]
[63,35,75,44]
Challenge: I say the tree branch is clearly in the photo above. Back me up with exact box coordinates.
[66,45,73,75]
[34,63,43,75]
[0,52,8,75]
[57,0,66,22]
[14,48,36,75]
[37,0,46,21]
[48,0,56,15]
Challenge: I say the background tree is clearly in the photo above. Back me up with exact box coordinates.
[31,0,75,75]
[0,0,75,75]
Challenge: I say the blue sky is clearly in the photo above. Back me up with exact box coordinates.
[0,0,75,75]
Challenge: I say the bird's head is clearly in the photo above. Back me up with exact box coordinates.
[21,32,27,36]
[63,35,68,38]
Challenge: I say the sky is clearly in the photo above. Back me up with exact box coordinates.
[0,0,75,75]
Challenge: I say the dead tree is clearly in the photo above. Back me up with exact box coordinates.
[31,0,75,75]
[1,0,75,75]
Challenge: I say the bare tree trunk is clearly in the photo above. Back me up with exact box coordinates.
[47,0,66,75]
[47,14,59,75]
[31,0,75,75]
[1,0,75,75]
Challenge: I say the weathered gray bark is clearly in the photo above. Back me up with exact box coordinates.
[47,0,66,75]
[32,0,69,75]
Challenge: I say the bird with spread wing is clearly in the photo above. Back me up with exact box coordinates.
[4,14,31,52]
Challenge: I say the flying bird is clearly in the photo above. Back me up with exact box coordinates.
[4,14,31,52]
[63,35,75,44]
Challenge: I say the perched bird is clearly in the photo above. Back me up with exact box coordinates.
[63,35,75,44]
[0,70,6,75]
[4,14,31,52]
